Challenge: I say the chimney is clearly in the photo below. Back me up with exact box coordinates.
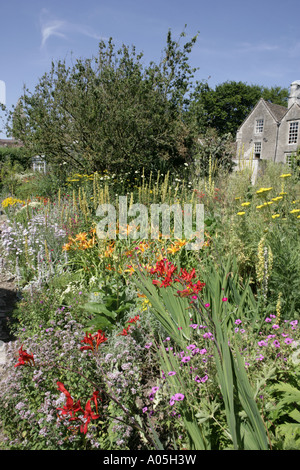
[288,80,300,108]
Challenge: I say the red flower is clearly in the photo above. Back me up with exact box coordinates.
[56,382,83,420]
[14,345,35,367]
[80,330,108,352]
[80,397,100,435]
[127,315,140,324]
[118,325,130,336]
[176,268,196,283]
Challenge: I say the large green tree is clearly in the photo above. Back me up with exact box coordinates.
[187,80,289,137]
[8,30,199,178]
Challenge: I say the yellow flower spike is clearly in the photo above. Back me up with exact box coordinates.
[290,209,300,214]
[279,173,292,178]
[272,214,280,219]
[272,196,283,201]
[256,187,273,195]
[241,202,251,206]
[237,211,245,216]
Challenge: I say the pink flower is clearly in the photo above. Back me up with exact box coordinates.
[222,297,228,302]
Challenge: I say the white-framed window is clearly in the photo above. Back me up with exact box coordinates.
[288,121,299,144]
[32,156,46,173]
[254,142,262,158]
[255,119,264,134]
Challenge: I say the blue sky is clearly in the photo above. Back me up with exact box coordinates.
[1,0,300,137]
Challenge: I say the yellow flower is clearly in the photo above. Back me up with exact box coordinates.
[272,214,280,219]
[167,244,181,254]
[237,211,245,216]
[292,200,300,204]
[256,205,264,209]
[104,241,115,257]
[235,197,241,200]
[256,187,273,195]
[279,192,287,195]
[124,265,135,275]
[272,196,283,201]
[241,202,251,206]
[290,209,300,214]
[1,197,25,208]
[279,173,292,178]
[74,232,88,242]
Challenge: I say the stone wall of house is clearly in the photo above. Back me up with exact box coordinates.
[276,104,300,163]
[236,100,278,162]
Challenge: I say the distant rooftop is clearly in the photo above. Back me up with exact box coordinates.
[0,138,23,148]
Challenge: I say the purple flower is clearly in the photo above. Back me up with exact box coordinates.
[235,319,242,325]
[173,393,185,401]
[258,340,268,347]
[200,348,207,355]
[152,386,159,394]
[142,407,148,413]
[284,338,293,345]
[186,344,196,350]
[181,356,191,363]
[273,340,280,348]
[145,342,152,349]
[168,371,176,376]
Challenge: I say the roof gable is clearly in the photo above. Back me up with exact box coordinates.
[237,98,287,133]
[280,101,300,121]
[263,100,288,122]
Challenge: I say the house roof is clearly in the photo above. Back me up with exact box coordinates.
[236,98,288,133]
[0,138,23,148]
[263,100,288,122]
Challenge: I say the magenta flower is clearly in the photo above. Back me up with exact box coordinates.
[284,338,293,345]
[222,297,228,302]
[273,340,280,348]
[168,371,176,376]
[173,393,185,401]
[235,319,242,325]
[181,356,191,363]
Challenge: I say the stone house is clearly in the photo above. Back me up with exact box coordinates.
[236,80,300,170]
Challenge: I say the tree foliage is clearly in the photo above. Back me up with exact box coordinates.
[187,80,289,137]
[8,30,199,178]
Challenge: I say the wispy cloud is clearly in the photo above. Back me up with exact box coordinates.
[39,9,108,49]
[40,19,67,48]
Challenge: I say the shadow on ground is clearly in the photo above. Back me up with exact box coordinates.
[0,282,18,343]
